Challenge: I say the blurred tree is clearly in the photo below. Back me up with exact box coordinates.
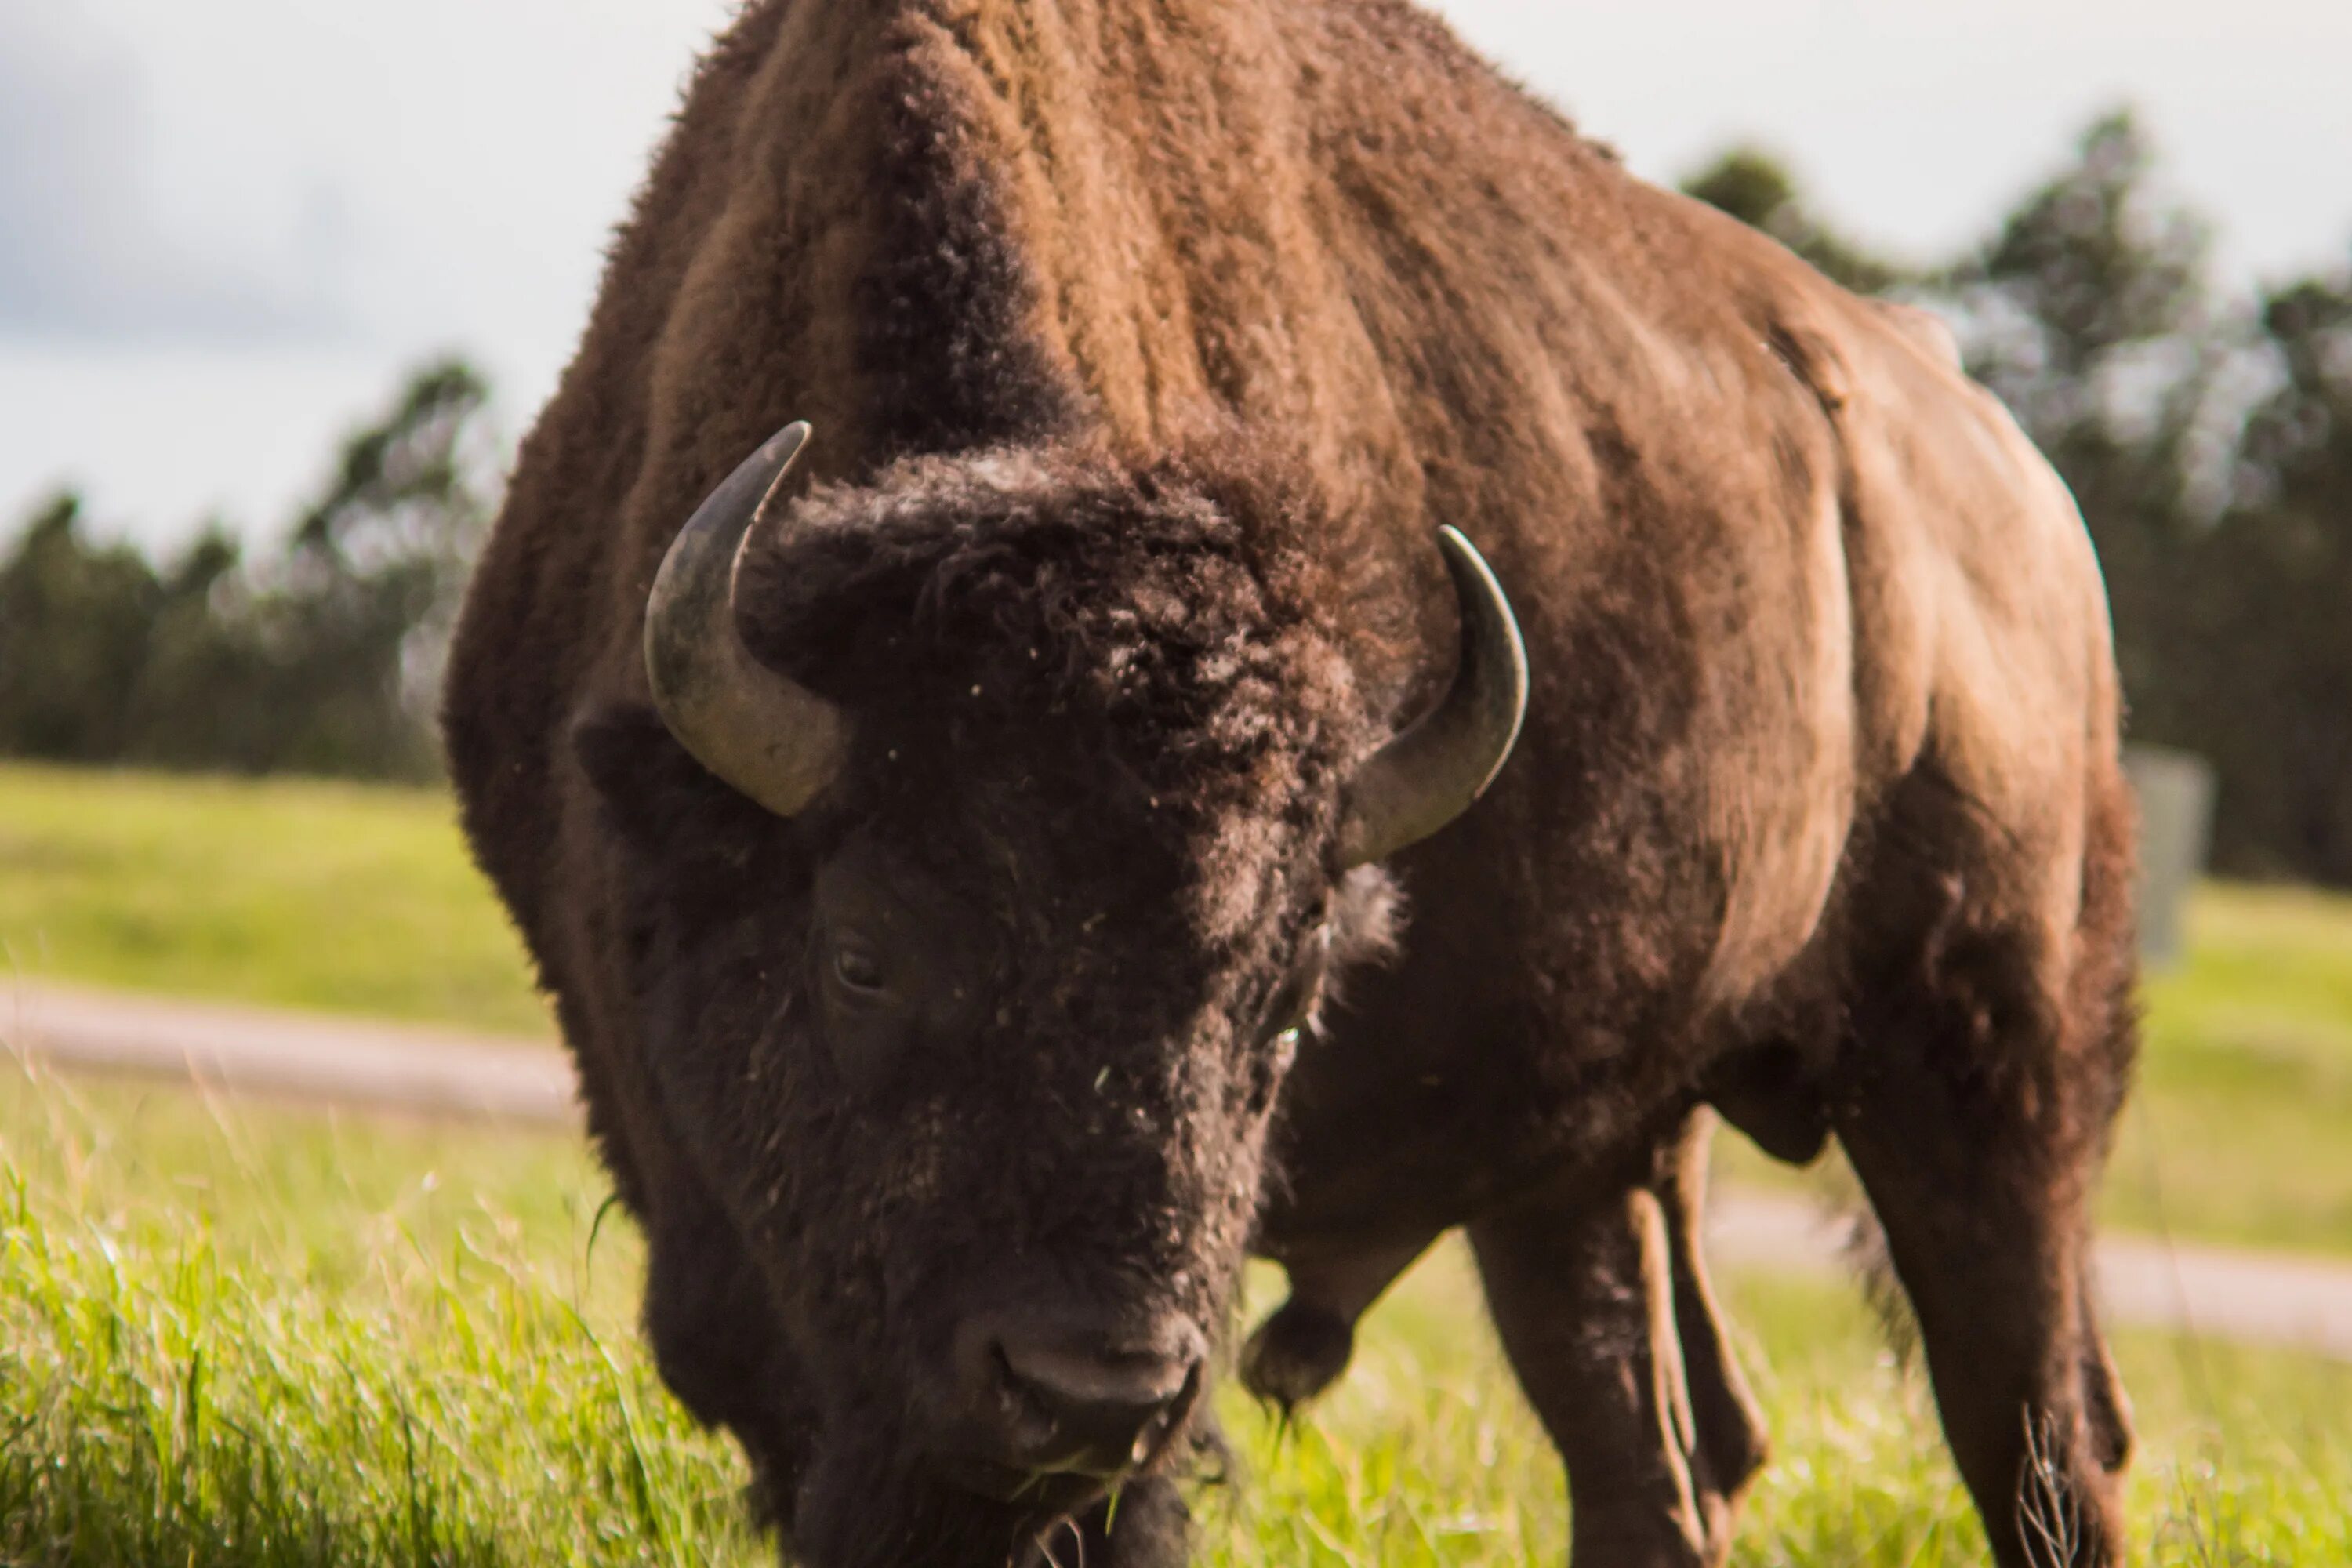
[0,358,499,780]
[118,525,273,771]
[2173,267,2352,880]
[0,493,163,761]
[1681,145,1910,294]
[1953,113,2212,432]
[254,357,496,778]
[1944,114,2221,721]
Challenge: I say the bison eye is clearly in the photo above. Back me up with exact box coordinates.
[832,941,887,996]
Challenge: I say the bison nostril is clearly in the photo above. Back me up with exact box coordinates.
[985,1325,1205,1475]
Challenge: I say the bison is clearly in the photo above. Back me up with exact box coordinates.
[444,2,2140,1565]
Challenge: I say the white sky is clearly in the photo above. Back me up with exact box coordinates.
[5,0,2349,552]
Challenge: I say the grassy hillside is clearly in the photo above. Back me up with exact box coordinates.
[0,763,544,1033]
[2,1065,2343,1568]
[3,760,2349,1256]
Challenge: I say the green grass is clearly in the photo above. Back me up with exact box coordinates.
[0,763,545,1034]
[0,1069,750,1567]
[3,1066,2347,1567]
[4,759,2350,1254]
[2114,884,2352,1254]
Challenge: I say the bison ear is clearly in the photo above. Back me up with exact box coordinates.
[572,699,767,851]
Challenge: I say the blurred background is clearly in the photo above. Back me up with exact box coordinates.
[2,5,2349,1566]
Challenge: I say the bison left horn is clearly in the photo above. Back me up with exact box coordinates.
[644,421,851,817]
[1335,528,1529,868]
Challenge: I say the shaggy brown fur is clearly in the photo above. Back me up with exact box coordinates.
[445,3,2139,1566]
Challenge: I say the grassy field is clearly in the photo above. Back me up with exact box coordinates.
[3,759,2350,1255]
[2,1063,2346,1567]
[0,763,544,1034]
[2117,883,2352,1251]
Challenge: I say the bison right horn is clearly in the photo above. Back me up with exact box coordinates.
[644,421,851,817]
[1334,528,1529,868]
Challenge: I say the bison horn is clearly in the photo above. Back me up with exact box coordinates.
[644,421,851,817]
[1335,527,1529,868]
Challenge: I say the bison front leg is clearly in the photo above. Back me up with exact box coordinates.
[1240,1232,1436,1411]
[1469,1137,1759,1568]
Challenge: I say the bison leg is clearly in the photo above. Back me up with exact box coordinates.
[1836,1086,2129,1565]
[1240,1232,1435,1410]
[1470,1156,1744,1568]
[1657,1112,1769,1535]
[1834,837,2136,1566]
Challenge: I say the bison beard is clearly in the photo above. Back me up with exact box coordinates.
[792,1426,1091,1568]
[795,1457,1196,1568]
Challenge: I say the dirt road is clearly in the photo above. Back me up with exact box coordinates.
[7,979,2349,1361]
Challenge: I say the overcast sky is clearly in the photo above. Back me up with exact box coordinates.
[5,0,2350,551]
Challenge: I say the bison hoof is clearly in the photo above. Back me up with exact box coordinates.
[1240,1301,1354,1411]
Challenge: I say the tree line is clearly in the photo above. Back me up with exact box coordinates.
[3,112,2349,884]
[0,361,492,782]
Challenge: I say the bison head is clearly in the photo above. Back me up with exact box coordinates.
[577,424,1523,1566]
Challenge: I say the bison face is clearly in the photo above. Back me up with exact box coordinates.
[575,430,1519,1565]
[583,704,1348,1565]
[789,798,1314,1511]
